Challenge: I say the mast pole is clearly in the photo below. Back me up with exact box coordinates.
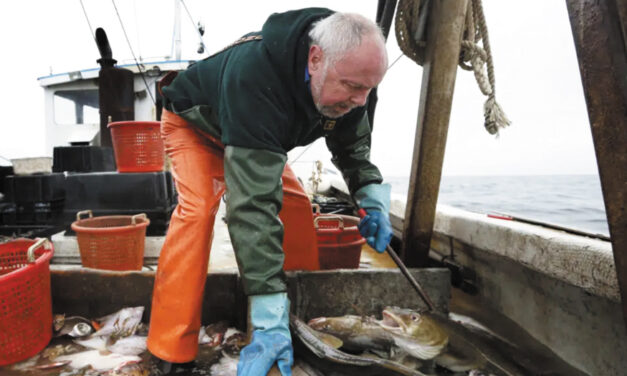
[173,0,182,61]
[401,0,469,266]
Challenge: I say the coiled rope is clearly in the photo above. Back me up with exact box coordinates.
[395,0,511,136]
[395,0,427,65]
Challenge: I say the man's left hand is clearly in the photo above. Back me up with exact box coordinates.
[237,331,293,375]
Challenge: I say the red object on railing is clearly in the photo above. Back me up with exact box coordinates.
[487,213,513,220]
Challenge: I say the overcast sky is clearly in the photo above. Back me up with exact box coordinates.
[0,0,598,177]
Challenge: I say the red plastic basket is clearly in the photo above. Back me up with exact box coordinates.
[314,213,365,270]
[0,238,54,366]
[108,121,164,172]
[71,210,150,271]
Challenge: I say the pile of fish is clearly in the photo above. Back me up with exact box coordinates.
[3,307,248,376]
[3,305,577,376]
[296,307,548,376]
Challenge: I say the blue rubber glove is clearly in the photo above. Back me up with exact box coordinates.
[354,183,393,253]
[358,211,393,253]
[238,292,293,376]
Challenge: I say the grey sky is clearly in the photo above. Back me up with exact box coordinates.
[0,0,598,177]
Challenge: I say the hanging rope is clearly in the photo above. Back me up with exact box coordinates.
[395,0,511,136]
[459,0,511,135]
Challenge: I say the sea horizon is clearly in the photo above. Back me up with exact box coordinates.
[384,174,609,237]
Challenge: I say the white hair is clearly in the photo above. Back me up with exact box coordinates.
[309,12,387,66]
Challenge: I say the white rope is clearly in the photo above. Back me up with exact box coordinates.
[460,0,511,136]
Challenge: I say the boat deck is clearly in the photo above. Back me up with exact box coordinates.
[3,203,590,375]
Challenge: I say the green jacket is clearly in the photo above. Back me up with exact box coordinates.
[162,8,383,295]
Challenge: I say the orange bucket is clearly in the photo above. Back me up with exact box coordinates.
[314,211,365,270]
[71,210,150,271]
[108,121,164,172]
[0,238,54,366]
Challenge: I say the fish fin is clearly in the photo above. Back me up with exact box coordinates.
[310,328,343,349]
[394,336,447,360]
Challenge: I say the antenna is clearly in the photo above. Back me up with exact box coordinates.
[172,0,182,61]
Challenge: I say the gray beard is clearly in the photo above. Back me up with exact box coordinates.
[310,62,355,118]
[312,82,349,119]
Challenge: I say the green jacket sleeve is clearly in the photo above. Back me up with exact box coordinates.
[325,111,383,195]
[224,145,288,296]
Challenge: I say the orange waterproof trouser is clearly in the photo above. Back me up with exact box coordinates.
[147,110,319,362]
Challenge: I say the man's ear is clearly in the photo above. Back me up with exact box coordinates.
[308,45,323,72]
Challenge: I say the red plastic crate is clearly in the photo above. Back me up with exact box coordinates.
[0,238,54,366]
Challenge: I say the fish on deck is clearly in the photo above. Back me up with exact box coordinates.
[308,307,547,376]
[291,314,427,376]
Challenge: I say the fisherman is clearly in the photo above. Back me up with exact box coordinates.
[147,7,393,375]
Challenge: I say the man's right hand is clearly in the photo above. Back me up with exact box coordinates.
[358,210,393,253]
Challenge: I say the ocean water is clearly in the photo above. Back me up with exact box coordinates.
[385,175,610,237]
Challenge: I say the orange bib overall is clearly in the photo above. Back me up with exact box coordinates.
[147,110,319,362]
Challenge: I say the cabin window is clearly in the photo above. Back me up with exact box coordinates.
[54,89,99,125]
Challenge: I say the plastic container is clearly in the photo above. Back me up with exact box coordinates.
[10,157,53,175]
[15,200,65,225]
[0,165,13,195]
[0,238,54,366]
[62,171,176,236]
[64,171,175,211]
[64,205,175,236]
[53,146,116,173]
[314,213,365,270]
[4,173,65,203]
[71,210,150,271]
[108,121,164,172]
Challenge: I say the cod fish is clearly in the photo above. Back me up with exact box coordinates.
[309,307,530,376]
[308,308,448,361]
[291,314,427,376]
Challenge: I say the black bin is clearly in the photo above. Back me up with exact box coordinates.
[63,171,177,236]
[53,146,116,173]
